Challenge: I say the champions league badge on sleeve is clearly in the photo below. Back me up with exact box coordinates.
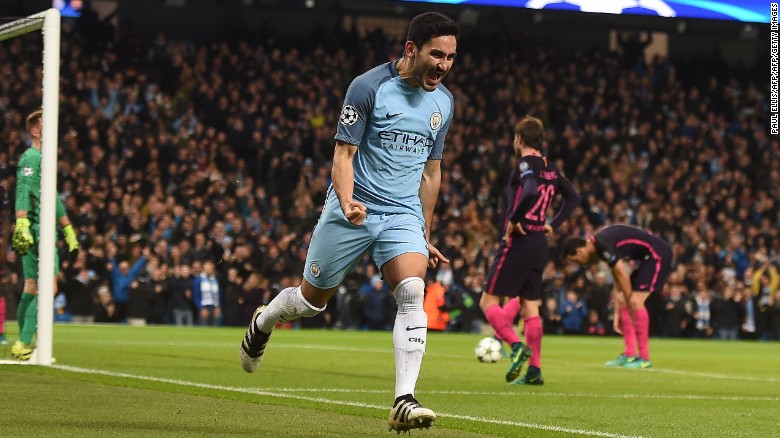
[340,105,359,126]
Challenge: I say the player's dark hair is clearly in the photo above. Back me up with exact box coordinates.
[26,109,42,131]
[515,116,545,150]
[406,12,460,50]
[560,236,587,258]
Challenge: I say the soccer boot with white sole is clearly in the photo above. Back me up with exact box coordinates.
[505,342,532,383]
[239,305,270,373]
[387,395,436,433]
[11,341,34,361]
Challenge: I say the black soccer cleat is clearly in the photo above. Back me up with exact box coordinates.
[239,305,270,373]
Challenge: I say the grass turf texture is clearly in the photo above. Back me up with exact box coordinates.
[0,325,778,437]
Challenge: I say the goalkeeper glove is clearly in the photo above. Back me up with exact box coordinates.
[12,218,34,255]
[63,224,79,252]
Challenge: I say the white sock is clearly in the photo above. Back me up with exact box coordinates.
[392,277,427,399]
[254,286,325,334]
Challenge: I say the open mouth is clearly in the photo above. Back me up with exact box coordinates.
[427,71,444,83]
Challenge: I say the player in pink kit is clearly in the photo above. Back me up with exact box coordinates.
[561,224,673,368]
[480,116,580,384]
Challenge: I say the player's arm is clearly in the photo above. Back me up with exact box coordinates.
[332,141,366,226]
[333,74,374,226]
[506,176,537,239]
[419,159,441,242]
[419,159,448,268]
[612,288,623,334]
[548,176,581,231]
[15,152,34,219]
[610,259,633,302]
[56,195,79,253]
[13,153,35,254]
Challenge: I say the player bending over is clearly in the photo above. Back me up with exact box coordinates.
[561,224,673,368]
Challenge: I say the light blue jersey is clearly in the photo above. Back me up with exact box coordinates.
[335,61,454,222]
[303,61,455,289]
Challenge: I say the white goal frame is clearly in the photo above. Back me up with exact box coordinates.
[0,9,60,366]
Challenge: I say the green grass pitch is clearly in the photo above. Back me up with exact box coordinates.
[1,325,778,437]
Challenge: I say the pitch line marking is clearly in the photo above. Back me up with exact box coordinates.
[50,364,641,438]
[260,387,780,401]
[53,339,780,383]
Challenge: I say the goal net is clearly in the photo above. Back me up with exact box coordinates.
[0,9,61,366]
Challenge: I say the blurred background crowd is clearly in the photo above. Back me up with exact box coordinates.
[0,2,777,341]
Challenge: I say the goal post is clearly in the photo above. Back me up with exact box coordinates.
[0,9,60,366]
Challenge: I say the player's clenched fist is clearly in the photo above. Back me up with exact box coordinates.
[12,217,34,255]
[341,200,367,226]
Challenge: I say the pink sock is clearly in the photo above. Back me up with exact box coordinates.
[485,304,521,345]
[620,307,636,357]
[503,298,521,325]
[0,296,5,334]
[633,307,650,361]
[524,316,542,368]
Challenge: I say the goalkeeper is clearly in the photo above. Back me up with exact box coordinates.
[11,109,79,361]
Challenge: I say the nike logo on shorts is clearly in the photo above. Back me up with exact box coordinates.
[405,326,426,331]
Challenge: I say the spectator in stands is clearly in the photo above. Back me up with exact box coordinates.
[692,282,713,338]
[585,309,606,336]
[216,267,239,327]
[193,260,220,326]
[147,266,170,325]
[127,272,152,326]
[169,264,194,326]
[239,272,270,327]
[541,297,562,335]
[107,243,149,322]
[362,276,393,331]
[560,290,588,334]
[64,251,99,324]
[423,276,449,332]
[93,285,116,323]
[661,284,690,338]
[711,285,743,340]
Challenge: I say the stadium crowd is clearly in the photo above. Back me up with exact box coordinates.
[0,14,777,342]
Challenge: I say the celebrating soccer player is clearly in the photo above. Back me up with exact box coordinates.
[480,116,580,385]
[11,109,79,360]
[239,12,458,432]
[561,224,674,368]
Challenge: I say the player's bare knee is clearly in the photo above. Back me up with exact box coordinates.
[522,300,541,319]
[394,277,425,313]
[479,293,498,312]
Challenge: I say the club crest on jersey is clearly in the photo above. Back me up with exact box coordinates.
[429,112,442,130]
[21,167,33,177]
[339,105,358,126]
[518,161,529,173]
[310,263,321,278]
